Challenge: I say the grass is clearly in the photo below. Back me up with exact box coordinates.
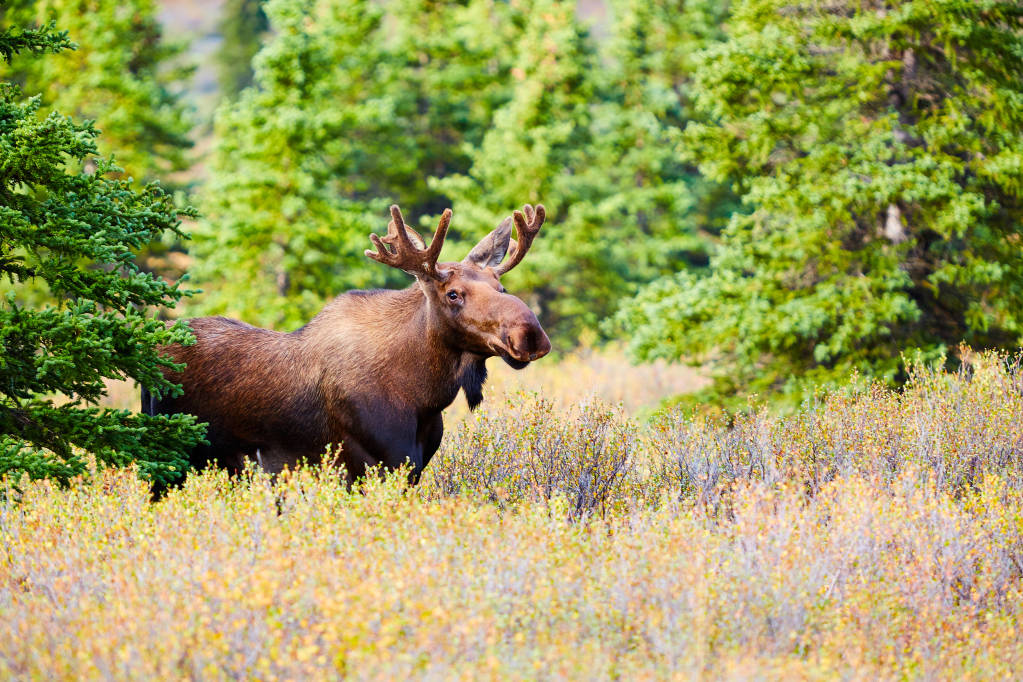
[2,352,1022,679]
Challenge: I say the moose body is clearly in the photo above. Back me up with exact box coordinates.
[145,205,550,482]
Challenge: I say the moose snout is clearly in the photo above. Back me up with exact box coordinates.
[503,319,551,362]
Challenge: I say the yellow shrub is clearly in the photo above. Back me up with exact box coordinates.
[1,352,1021,678]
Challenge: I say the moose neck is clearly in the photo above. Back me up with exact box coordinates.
[406,283,488,412]
[304,284,485,414]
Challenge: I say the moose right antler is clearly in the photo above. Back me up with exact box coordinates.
[366,204,451,280]
[493,203,545,276]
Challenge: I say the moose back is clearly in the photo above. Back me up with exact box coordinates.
[144,204,550,482]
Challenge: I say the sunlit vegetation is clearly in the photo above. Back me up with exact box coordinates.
[2,354,1021,678]
[3,1,1022,675]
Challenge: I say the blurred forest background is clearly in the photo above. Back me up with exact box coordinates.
[2,0,1021,452]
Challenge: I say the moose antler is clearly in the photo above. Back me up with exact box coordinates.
[380,216,426,250]
[493,204,545,277]
[366,205,451,279]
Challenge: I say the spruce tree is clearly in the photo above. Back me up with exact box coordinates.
[195,0,524,329]
[198,0,727,343]
[618,0,1023,406]
[433,0,602,340]
[606,0,736,243]
[217,0,269,99]
[4,0,193,183]
[0,22,205,486]
[381,0,524,215]
[438,0,721,342]
[195,0,388,329]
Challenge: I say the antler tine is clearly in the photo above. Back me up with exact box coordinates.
[426,208,452,263]
[390,205,416,252]
[493,203,545,276]
[381,204,427,251]
[365,205,452,280]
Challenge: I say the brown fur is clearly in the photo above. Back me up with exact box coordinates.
[147,206,550,483]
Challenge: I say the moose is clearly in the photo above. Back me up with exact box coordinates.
[143,204,550,483]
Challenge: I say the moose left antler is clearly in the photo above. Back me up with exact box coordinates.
[366,204,451,280]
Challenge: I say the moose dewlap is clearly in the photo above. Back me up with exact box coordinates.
[144,204,551,483]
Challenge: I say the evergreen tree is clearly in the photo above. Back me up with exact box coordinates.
[217,0,269,99]
[4,0,193,183]
[606,0,736,241]
[198,0,726,342]
[618,0,1023,406]
[438,0,722,342]
[434,0,602,341]
[196,0,525,329]
[381,0,524,215]
[195,0,388,329]
[0,22,205,486]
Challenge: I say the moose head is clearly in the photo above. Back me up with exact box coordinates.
[366,204,551,369]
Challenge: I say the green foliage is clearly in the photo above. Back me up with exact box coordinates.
[216,0,269,99]
[434,0,602,339]
[607,0,738,239]
[2,0,193,184]
[375,0,524,215]
[197,0,726,339]
[195,0,526,329]
[619,0,1023,407]
[195,0,389,329]
[0,20,71,63]
[0,24,205,486]
[437,0,730,342]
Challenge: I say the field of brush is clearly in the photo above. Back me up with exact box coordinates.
[2,353,1022,679]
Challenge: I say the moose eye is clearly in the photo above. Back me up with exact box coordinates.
[446,291,460,301]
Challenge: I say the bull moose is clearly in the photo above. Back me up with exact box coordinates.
[143,204,550,483]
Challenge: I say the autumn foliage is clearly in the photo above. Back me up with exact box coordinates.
[2,354,1021,678]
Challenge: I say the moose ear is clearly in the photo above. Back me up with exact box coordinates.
[463,216,513,269]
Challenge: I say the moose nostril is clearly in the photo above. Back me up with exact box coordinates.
[503,323,550,362]
[533,329,551,357]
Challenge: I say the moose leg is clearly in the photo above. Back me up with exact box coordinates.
[415,415,444,484]
[249,445,328,476]
[251,448,287,476]
[335,437,384,484]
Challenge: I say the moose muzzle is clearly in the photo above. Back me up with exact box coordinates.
[501,310,551,367]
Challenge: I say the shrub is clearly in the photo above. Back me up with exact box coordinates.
[2,352,1023,677]
[645,352,1023,505]
[425,350,1023,514]
[0,459,1020,678]
[424,394,635,518]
